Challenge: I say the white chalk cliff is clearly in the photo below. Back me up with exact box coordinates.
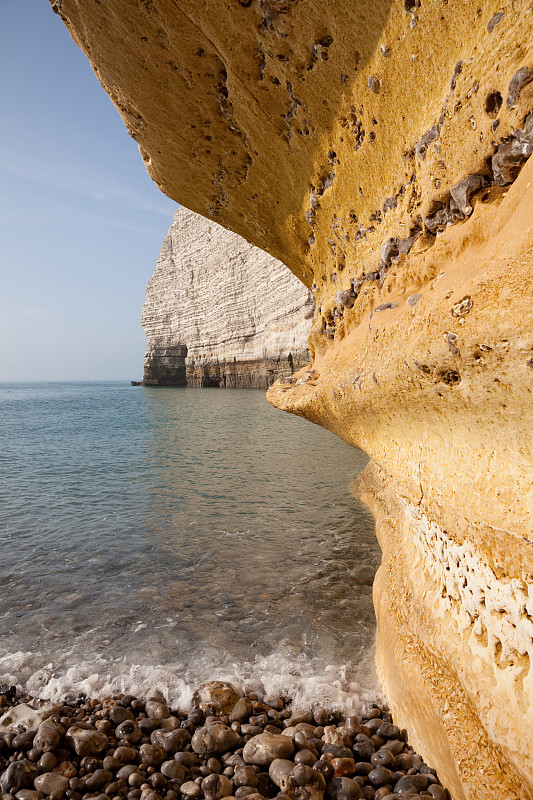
[141,208,314,387]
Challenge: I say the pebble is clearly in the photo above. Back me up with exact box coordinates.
[115,745,139,763]
[201,773,233,799]
[160,759,186,782]
[139,744,166,768]
[0,685,450,800]
[394,773,429,793]
[34,771,69,797]
[192,722,241,755]
[243,732,294,765]
[326,776,364,800]
[193,683,241,715]
[181,781,202,797]
[115,720,142,744]
[1,761,40,795]
[15,791,43,800]
[145,701,170,721]
[37,751,57,771]
[229,698,253,723]
[109,706,134,725]
[33,719,64,753]
[64,724,108,756]
[84,768,114,791]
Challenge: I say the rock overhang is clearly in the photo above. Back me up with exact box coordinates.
[51,1,533,797]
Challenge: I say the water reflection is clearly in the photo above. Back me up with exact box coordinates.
[0,383,380,708]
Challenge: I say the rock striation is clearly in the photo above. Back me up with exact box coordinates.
[54,1,533,798]
[141,207,314,387]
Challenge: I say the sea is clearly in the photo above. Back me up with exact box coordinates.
[0,381,381,713]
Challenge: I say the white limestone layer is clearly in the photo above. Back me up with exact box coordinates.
[141,207,314,387]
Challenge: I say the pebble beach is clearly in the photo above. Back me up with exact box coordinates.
[0,682,449,800]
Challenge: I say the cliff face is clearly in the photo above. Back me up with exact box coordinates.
[54,1,533,797]
[141,207,313,387]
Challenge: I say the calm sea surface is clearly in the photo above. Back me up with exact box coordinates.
[0,382,381,711]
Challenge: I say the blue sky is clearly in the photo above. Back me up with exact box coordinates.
[0,0,178,381]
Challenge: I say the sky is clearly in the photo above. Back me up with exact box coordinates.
[0,0,178,381]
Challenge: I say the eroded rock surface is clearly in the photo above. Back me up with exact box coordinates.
[54,1,533,798]
[141,207,313,387]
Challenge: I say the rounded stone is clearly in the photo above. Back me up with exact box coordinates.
[180,782,202,798]
[34,773,69,799]
[108,777,128,793]
[191,723,241,756]
[234,788,256,799]
[193,683,241,715]
[34,719,65,753]
[377,724,401,741]
[268,759,294,788]
[229,699,254,724]
[160,761,186,783]
[84,769,114,792]
[280,763,326,799]
[344,717,361,737]
[15,791,43,800]
[427,786,447,800]
[175,753,200,767]
[145,702,171,722]
[1,761,40,795]
[243,733,294,765]
[240,725,262,736]
[103,757,121,772]
[323,746,353,761]
[312,761,334,782]
[368,767,394,787]
[332,758,355,777]
[371,750,395,769]
[117,766,140,782]
[139,745,166,768]
[115,721,143,744]
[325,777,364,800]
[139,718,160,734]
[150,729,190,753]
[374,789,394,800]
[394,774,429,794]
[353,763,372,777]
[110,708,135,726]
[381,741,404,756]
[201,774,233,800]
[13,730,36,750]
[65,724,108,756]
[352,742,374,761]
[233,767,258,789]
[294,750,316,767]
[129,773,146,789]
[38,752,58,772]
[115,746,139,764]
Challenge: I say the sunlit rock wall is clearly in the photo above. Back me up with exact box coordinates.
[54,0,533,797]
[141,207,313,387]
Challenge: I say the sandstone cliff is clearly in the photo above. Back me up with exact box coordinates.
[54,1,533,798]
[141,207,313,387]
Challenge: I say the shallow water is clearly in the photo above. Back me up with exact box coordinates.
[0,382,380,711]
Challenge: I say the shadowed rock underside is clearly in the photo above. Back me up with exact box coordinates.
[53,1,533,798]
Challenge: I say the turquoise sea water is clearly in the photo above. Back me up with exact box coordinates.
[0,382,380,710]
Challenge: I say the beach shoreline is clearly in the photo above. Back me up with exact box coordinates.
[0,681,449,800]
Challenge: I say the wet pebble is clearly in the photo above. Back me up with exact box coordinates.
[0,686,450,800]
[145,701,170,722]
[243,732,294,765]
[34,772,69,797]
